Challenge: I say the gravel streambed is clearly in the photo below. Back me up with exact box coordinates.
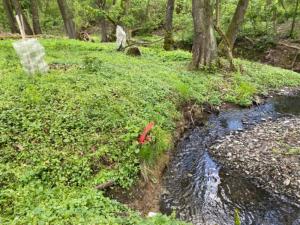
[210,116,300,203]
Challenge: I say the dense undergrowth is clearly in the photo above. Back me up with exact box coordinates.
[0,38,300,224]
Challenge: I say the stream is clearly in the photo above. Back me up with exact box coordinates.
[160,94,300,225]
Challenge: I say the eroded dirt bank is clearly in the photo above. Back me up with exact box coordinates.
[210,116,300,203]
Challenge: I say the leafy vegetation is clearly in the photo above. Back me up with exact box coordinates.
[0,0,299,41]
[0,38,300,223]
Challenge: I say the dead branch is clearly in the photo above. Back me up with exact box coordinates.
[278,42,300,51]
[124,37,164,49]
[95,180,115,190]
[244,36,255,45]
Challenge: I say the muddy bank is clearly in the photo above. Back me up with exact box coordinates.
[235,38,300,73]
[210,116,300,204]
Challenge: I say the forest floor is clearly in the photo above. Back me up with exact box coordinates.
[235,38,300,73]
[1,38,300,224]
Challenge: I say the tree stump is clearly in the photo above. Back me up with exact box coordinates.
[126,47,142,57]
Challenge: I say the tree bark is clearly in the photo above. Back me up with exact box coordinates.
[215,0,220,26]
[214,24,235,71]
[121,0,130,15]
[290,0,299,38]
[100,19,108,42]
[2,0,19,33]
[191,0,217,69]
[57,0,76,39]
[163,0,175,50]
[95,0,109,42]
[30,0,42,34]
[220,0,249,51]
[11,0,33,35]
[145,0,151,19]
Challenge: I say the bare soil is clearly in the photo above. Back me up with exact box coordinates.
[235,38,300,73]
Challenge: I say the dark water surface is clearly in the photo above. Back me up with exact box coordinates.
[160,94,300,225]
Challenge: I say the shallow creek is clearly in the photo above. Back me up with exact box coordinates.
[160,94,300,225]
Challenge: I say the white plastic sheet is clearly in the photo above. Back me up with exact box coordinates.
[116,25,126,49]
[13,39,48,75]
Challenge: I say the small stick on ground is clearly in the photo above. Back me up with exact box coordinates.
[95,180,115,190]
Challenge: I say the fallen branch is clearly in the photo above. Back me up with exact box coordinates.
[278,42,300,51]
[125,37,164,49]
[95,180,115,190]
[244,36,255,45]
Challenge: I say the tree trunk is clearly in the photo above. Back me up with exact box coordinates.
[57,0,76,39]
[95,0,109,42]
[2,0,19,33]
[163,0,175,50]
[121,0,130,15]
[215,0,220,26]
[272,7,277,35]
[30,0,42,34]
[11,0,33,35]
[145,0,151,19]
[191,0,217,69]
[220,0,249,51]
[100,19,108,42]
[290,0,299,38]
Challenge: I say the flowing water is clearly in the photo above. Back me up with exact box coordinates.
[160,94,300,225]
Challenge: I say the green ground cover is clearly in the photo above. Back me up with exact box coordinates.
[0,39,300,224]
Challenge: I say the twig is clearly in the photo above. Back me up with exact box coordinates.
[95,180,115,190]
[244,36,255,45]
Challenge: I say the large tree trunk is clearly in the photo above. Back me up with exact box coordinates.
[163,0,175,50]
[2,0,19,33]
[220,0,249,50]
[95,0,109,42]
[290,0,299,38]
[57,0,76,39]
[30,0,42,34]
[191,0,217,69]
[11,0,33,35]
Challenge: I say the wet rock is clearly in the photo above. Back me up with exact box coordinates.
[284,178,291,186]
